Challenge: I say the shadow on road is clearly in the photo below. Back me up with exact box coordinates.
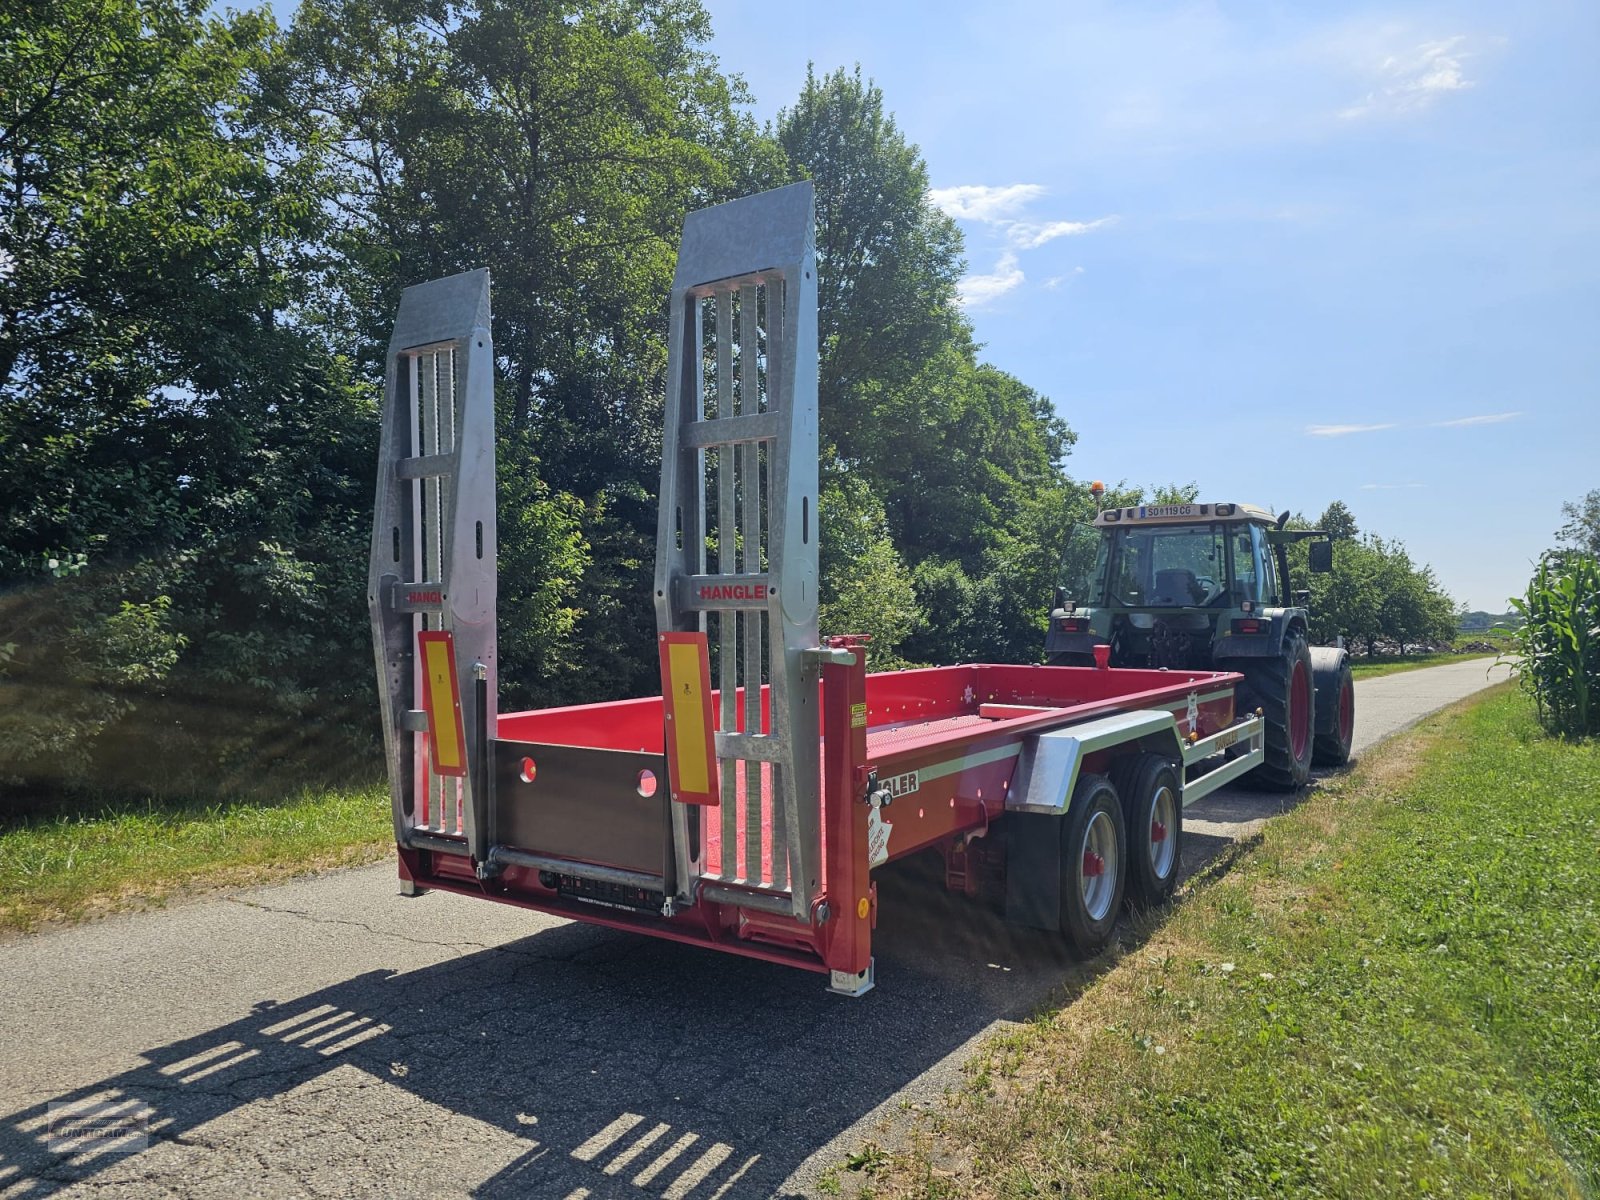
[0,856,1128,1199]
[0,764,1352,1199]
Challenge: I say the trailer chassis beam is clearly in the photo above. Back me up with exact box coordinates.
[1179,714,1265,806]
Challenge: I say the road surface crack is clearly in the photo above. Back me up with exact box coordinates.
[222,898,495,955]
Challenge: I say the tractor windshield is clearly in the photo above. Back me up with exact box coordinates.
[1105,523,1230,608]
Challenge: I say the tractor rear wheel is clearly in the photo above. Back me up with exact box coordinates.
[1237,631,1315,792]
[1312,657,1355,766]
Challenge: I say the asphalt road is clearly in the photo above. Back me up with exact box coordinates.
[0,658,1510,1200]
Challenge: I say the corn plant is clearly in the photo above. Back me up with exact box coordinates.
[1503,552,1600,738]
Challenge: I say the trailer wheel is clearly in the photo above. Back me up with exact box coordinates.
[1312,657,1355,767]
[1047,652,1095,667]
[1060,774,1127,955]
[1112,755,1183,910]
[1236,630,1315,792]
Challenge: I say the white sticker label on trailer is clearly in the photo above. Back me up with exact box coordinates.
[867,807,892,868]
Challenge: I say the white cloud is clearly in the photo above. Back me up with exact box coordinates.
[1341,36,1476,119]
[1007,217,1116,249]
[934,185,1112,301]
[1305,422,1397,437]
[959,253,1024,307]
[928,184,1045,222]
[1042,267,1086,291]
[1432,411,1522,427]
[1360,482,1426,490]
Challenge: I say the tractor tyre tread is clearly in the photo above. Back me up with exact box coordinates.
[1236,631,1314,792]
[1312,658,1355,767]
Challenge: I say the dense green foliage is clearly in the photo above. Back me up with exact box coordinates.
[1294,503,1458,654]
[1507,552,1599,738]
[1,2,1466,805]
[0,1,1088,800]
[1556,488,1600,557]
[1,0,376,802]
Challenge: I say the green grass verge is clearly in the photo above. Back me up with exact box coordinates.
[868,686,1597,1199]
[0,784,392,933]
[1349,651,1496,680]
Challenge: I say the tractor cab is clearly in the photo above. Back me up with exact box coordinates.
[1048,502,1330,673]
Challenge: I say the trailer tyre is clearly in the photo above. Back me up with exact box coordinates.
[1236,630,1315,792]
[1060,774,1127,955]
[1312,657,1355,767]
[1112,755,1183,910]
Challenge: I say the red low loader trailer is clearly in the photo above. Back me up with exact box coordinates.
[368,183,1265,995]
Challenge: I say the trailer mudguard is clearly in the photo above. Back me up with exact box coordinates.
[1004,811,1068,931]
[1003,710,1184,933]
[1007,710,1183,815]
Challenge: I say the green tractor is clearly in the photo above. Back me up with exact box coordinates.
[1045,499,1355,791]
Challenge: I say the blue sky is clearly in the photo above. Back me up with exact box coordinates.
[704,0,1599,611]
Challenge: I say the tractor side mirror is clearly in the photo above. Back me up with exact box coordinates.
[1309,541,1333,574]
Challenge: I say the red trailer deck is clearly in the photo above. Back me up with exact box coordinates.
[390,645,1261,995]
[368,185,1265,994]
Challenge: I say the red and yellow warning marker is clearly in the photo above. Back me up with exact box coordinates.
[658,631,719,806]
[418,630,468,778]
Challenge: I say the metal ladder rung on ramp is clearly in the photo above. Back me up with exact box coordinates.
[654,182,822,920]
[368,269,497,862]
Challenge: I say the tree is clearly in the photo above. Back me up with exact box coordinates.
[1150,482,1200,505]
[778,66,1080,665]
[1556,489,1600,557]
[282,0,787,704]
[0,0,385,798]
[1318,500,1360,540]
[775,65,965,467]
[817,469,919,667]
[1303,525,1456,655]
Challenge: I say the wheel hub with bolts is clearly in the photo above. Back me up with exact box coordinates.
[1149,784,1177,878]
[1079,809,1119,922]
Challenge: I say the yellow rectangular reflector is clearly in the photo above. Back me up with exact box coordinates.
[418,631,467,777]
[658,632,718,806]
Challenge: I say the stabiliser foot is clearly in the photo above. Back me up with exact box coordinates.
[827,958,875,998]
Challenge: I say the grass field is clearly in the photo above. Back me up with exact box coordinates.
[1348,650,1497,680]
[0,784,392,934]
[849,686,1597,1198]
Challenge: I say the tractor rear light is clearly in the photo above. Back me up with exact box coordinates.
[1215,503,1235,516]
[1057,618,1087,633]
[1230,618,1266,635]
